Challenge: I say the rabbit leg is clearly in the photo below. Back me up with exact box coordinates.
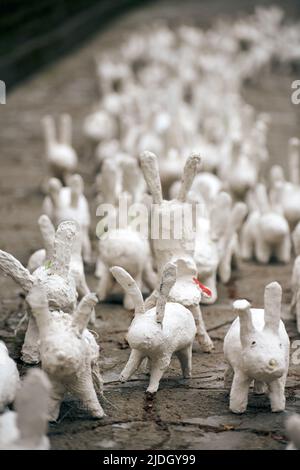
[73,370,105,418]
[254,237,271,264]
[229,371,251,414]
[190,305,214,352]
[120,350,144,382]
[48,379,66,422]
[268,376,286,412]
[240,225,254,260]
[147,356,171,394]
[91,360,104,395]
[253,380,266,395]
[140,357,151,375]
[224,364,234,389]
[21,316,40,364]
[176,344,192,378]
[97,266,114,301]
[275,235,291,263]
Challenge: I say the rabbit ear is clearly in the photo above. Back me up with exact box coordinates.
[69,174,84,208]
[72,293,98,334]
[255,184,270,214]
[0,250,33,292]
[50,220,77,278]
[139,151,163,204]
[288,138,300,185]
[47,177,62,208]
[59,113,72,145]
[156,262,177,324]
[233,299,255,346]
[26,283,49,333]
[110,266,145,315]
[15,368,51,442]
[42,115,56,146]
[177,152,202,202]
[210,192,232,240]
[38,215,55,259]
[264,281,282,333]
[286,415,300,450]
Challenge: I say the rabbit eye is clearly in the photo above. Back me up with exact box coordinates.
[279,343,282,348]
[251,341,256,346]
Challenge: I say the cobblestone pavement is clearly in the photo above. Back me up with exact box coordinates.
[0,0,300,450]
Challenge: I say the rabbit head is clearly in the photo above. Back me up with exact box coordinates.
[27,284,98,378]
[234,282,286,382]
[140,150,201,275]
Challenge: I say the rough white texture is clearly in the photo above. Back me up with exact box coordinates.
[111,262,196,393]
[0,221,78,364]
[95,156,156,309]
[0,369,51,450]
[139,150,213,351]
[0,341,19,411]
[224,282,290,414]
[194,192,247,304]
[270,138,300,229]
[241,183,291,263]
[43,174,92,264]
[286,414,300,450]
[42,114,77,183]
[27,215,93,323]
[26,284,104,421]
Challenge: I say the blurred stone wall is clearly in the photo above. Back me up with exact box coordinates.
[0,0,151,89]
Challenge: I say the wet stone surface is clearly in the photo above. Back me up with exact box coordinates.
[1,0,300,450]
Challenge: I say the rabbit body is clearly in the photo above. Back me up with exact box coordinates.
[224,285,290,414]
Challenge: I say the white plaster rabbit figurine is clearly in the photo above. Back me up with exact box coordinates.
[0,221,78,364]
[241,183,291,263]
[0,341,19,411]
[219,136,258,200]
[43,174,92,263]
[194,192,247,304]
[110,262,196,393]
[42,114,78,183]
[286,414,300,450]
[270,138,300,230]
[26,284,104,421]
[139,150,213,350]
[0,369,51,450]
[224,282,290,413]
[27,215,95,325]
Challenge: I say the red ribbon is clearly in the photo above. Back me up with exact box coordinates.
[193,277,212,297]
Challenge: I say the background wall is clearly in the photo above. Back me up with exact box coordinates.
[0,0,152,90]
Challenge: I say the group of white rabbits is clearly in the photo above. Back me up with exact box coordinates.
[1,5,300,450]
